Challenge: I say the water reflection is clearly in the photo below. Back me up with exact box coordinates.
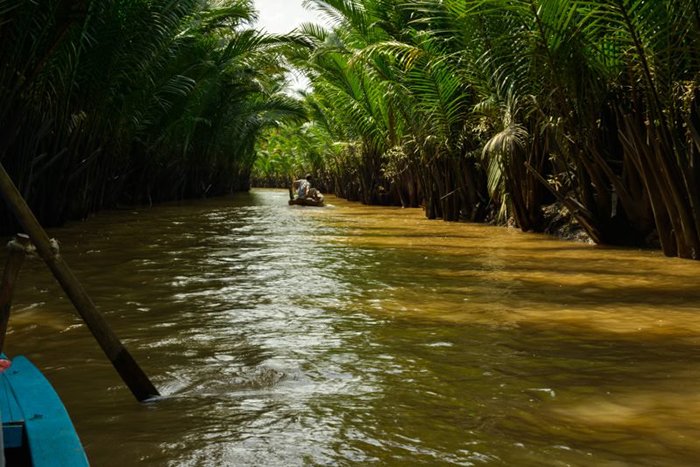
[3,189,700,465]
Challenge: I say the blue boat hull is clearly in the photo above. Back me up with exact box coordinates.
[1,355,88,466]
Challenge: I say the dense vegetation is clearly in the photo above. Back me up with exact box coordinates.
[0,0,304,233]
[3,0,700,260]
[255,0,700,259]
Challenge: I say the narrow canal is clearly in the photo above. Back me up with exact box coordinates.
[4,189,700,465]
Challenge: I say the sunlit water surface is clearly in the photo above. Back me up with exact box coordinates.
[3,189,700,466]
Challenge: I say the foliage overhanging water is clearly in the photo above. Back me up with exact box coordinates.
[3,189,700,466]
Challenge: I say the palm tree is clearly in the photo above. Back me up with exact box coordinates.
[0,0,306,233]
[277,0,700,259]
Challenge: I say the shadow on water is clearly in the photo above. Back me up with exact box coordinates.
[2,189,700,466]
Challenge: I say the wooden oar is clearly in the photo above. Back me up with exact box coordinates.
[0,163,159,402]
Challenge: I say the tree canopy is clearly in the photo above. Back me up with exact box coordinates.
[3,0,700,260]
[0,0,306,231]
[260,0,700,259]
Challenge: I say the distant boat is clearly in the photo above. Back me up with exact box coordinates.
[1,355,88,466]
[288,197,325,207]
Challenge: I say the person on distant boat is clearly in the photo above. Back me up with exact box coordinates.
[308,187,324,203]
[293,174,313,199]
[291,174,324,204]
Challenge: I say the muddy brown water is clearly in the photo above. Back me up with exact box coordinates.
[3,189,700,466]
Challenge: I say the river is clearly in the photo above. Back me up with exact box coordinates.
[3,189,700,466]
